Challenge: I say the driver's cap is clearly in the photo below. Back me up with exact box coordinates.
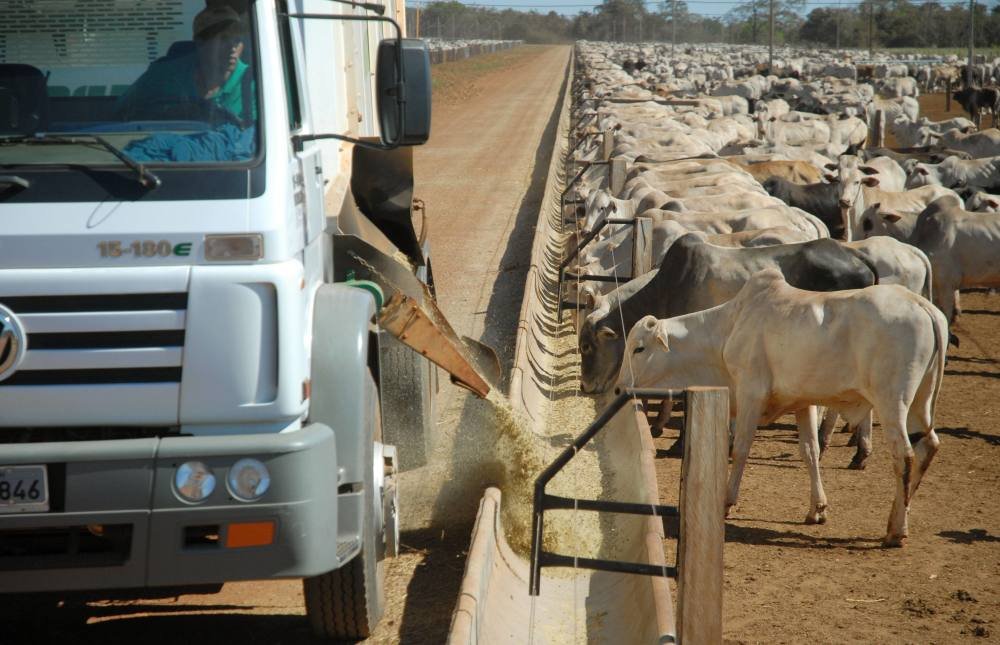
[193,6,242,41]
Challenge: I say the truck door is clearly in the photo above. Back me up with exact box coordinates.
[280,7,325,246]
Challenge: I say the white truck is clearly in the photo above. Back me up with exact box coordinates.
[0,0,493,639]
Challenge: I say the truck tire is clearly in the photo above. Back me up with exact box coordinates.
[304,371,391,641]
[379,331,436,471]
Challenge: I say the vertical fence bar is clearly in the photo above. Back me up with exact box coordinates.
[676,386,728,645]
[609,157,628,196]
[632,216,654,278]
[602,129,615,161]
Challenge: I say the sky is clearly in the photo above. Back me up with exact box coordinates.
[409,0,997,19]
[410,0,744,18]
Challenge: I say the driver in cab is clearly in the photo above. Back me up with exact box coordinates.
[115,5,256,124]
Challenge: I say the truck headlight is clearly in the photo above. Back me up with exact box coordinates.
[227,458,271,502]
[204,234,264,261]
[174,462,216,503]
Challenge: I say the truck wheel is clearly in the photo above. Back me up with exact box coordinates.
[304,372,395,641]
[379,331,436,471]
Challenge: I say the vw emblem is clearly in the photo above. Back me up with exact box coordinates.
[0,304,27,382]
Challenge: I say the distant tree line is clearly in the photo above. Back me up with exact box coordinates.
[407,0,1000,49]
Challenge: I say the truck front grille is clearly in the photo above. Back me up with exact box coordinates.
[0,524,133,571]
[0,292,187,386]
[0,426,180,444]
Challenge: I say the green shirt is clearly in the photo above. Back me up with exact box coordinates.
[116,50,257,123]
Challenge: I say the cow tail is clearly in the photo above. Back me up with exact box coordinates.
[914,247,933,302]
[918,298,948,427]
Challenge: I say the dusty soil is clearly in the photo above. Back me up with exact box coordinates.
[885,90,978,148]
[6,45,570,645]
[654,92,1000,643]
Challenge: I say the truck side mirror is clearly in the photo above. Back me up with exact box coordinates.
[377,38,432,147]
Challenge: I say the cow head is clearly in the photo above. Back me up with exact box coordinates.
[614,315,665,393]
[835,156,879,240]
[578,311,624,395]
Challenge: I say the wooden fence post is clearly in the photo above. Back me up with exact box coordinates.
[602,129,615,161]
[677,386,728,645]
[609,157,628,196]
[632,216,653,278]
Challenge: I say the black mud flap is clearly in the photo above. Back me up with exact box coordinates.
[351,143,424,267]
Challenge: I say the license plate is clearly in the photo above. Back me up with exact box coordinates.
[0,465,49,513]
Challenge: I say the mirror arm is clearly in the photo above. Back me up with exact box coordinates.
[318,0,386,16]
[282,12,406,148]
[293,132,398,150]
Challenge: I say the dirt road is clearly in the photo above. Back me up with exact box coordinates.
[8,45,570,645]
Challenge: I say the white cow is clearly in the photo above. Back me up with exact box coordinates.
[906,155,1000,190]
[618,270,947,547]
[909,196,1000,323]
[818,237,935,466]
[837,156,960,240]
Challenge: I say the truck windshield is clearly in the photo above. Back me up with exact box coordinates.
[0,0,260,166]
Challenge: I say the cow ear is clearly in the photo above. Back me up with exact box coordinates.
[823,173,838,183]
[824,162,838,171]
[608,202,618,213]
[916,166,929,175]
[987,199,1000,209]
[861,176,880,187]
[882,212,903,223]
[596,326,619,341]
[653,325,670,352]
[859,166,880,176]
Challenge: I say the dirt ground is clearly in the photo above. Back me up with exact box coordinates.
[654,93,1000,644]
[6,45,570,645]
[885,91,971,147]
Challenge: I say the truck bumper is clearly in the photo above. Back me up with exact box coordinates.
[0,423,363,593]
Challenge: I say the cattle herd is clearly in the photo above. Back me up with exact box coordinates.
[566,42,1000,548]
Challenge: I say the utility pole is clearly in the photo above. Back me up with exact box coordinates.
[672,0,677,54]
[968,0,975,86]
[639,12,643,43]
[415,3,420,38]
[868,2,874,58]
[835,0,841,49]
[768,0,774,73]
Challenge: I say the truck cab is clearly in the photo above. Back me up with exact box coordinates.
[0,0,448,639]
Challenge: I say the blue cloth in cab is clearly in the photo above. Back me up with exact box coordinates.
[124,124,255,162]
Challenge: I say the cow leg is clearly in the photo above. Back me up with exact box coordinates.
[818,407,838,455]
[881,406,914,548]
[725,397,765,516]
[908,429,940,498]
[651,401,670,438]
[797,406,828,524]
[905,361,943,498]
[848,412,873,470]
